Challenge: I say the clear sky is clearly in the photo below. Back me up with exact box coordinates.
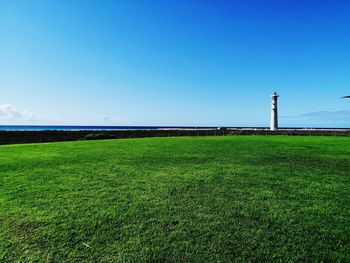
[1,0,350,127]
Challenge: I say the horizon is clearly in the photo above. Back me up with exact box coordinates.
[1,124,350,130]
[1,0,350,127]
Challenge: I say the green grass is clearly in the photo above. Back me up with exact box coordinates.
[1,136,350,262]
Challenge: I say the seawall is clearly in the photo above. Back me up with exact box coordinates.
[0,129,349,145]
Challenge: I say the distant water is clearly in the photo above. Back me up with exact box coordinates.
[0,125,217,131]
[0,125,349,131]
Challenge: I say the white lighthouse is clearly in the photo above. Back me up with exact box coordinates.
[270,92,279,131]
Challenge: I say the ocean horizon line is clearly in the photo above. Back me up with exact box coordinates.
[0,125,349,131]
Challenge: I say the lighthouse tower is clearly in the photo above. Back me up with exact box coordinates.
[270,92,279,131]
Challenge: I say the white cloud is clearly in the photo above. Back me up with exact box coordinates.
[280,110,350,127]
[0,104,48,124]
[282,110,350,122]
[98,116,121,124]
[0,104,122,125]
[300,110,350,122]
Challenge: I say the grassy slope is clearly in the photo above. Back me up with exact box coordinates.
[0,136,350,262]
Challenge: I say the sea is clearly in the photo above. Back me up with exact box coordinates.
[0,125,219,131]
[0,125,349,131]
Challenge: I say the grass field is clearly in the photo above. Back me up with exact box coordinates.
[1,136,350,262]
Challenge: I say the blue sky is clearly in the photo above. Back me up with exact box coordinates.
[1,0,350,127]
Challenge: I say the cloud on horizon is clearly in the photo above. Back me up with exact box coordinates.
[0,104,48,124]
[0,104,123,125]
[98,116,121,124]
[300,110,350,121]
[282,110,350,125]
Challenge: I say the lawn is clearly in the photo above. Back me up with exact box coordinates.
[1,136,350,262]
